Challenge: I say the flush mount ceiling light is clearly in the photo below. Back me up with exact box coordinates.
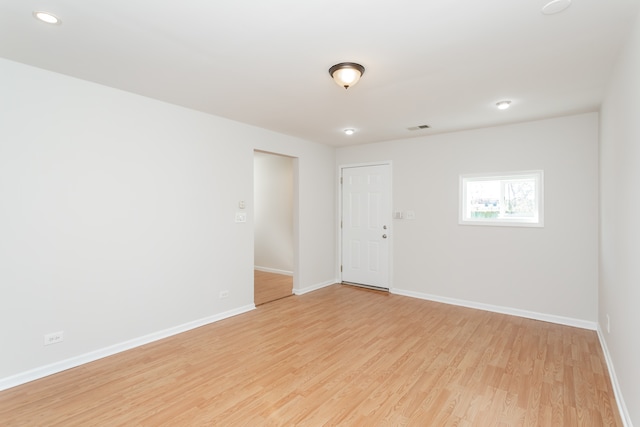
[496,100,512,110]
[344,129,355,135]
[329,62,365,89]
[33,11,61,25]
[542,0,572,15]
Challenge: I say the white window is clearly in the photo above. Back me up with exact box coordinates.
[459,170,543,227]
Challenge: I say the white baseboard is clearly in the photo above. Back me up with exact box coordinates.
[254,266,294,276]
[390,288,598,330]
[596,326,632,427]
[0,304,255,392]
[294,279,337,295]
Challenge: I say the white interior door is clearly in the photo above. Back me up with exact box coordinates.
[341,164,391,289]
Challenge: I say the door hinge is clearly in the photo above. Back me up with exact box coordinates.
[340,220,342,228]
[340,177,343,184]
[340,265,343,272]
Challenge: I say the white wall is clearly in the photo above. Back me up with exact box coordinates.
[600,7,640,425]
[0,58,336,386]
[337,113,599,325]
[254,152,294,274]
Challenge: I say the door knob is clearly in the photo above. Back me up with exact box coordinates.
[382,234,387,239]
[383,225,387,229]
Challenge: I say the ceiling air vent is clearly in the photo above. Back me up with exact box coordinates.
[407,124,430,131]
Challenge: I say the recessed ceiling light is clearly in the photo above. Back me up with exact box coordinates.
[33,11,61,25]
[344,129,355,135]
[496,100,511,110]
[542,0,572,15]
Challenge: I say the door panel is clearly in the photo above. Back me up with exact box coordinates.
[341,164,391,289]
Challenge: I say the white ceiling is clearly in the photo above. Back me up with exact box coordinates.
[1,0,638,147]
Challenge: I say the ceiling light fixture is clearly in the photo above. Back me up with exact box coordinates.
[344,129,355,135]
[496,100,511,110]
[329,62,365,89]
[33,11,61,25]
[542,0,572,15]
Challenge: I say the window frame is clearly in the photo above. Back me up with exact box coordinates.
[459,170,544,228]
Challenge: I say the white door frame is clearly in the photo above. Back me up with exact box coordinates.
[338,161,393,290]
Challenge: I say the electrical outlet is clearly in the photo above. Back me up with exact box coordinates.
[606,314,610,333]
[44,331,64,346]
[219,290,229,299]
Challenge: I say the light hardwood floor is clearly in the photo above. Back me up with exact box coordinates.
[0,284,622,426]
[254,270,293,306]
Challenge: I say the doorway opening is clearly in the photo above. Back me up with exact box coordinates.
[253,151,297,305]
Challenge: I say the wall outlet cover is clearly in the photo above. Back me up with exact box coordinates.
[44,331,64,346]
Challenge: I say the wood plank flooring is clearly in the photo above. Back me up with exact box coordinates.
[254,270,293,306]
[0,284,622,426]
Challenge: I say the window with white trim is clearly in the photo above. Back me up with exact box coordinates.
[459,170,543,227]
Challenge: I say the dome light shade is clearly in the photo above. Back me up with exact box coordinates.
[329,62,365,89]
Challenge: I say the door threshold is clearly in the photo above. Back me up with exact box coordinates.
[342,282,389,292]
[255,293,294,307]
